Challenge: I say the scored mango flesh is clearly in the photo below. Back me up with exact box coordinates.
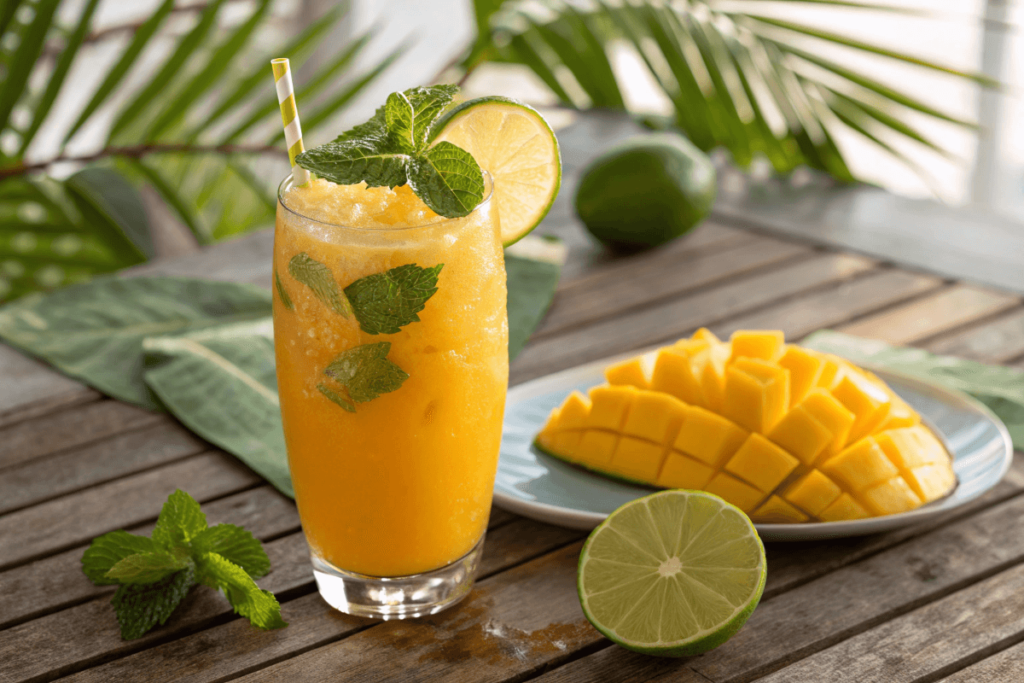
[535,329,957,523]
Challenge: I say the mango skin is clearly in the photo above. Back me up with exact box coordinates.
[535,329,957,523]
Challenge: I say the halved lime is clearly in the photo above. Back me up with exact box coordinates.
[430,96,561,246]
[578,490,766,657]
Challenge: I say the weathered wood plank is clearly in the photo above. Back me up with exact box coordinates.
[0,386,100,431]
[0,421,207,515]
[228,543,602,683]
[0,452,260,572]
[535,236,808,338]
[934,640,1024,683]
[925,307,1024,363]
[2,518,580,683]
[0,346,95,425]
[511,253,876,384]
[531,478,1024,683]
[835,285,1021,345]
[752,563,1024,683]
[0,486,299,631]
[710,269,944,342]
[0,399,162,471]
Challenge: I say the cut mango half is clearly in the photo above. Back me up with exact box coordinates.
[535,329,956,522]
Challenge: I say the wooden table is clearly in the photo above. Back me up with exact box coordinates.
[2,114,1024,683]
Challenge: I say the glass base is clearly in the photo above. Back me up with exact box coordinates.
[310,534,485,620]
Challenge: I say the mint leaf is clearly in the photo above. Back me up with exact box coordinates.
[82,531,157,585]
[293,84,483,219]
[295,136,409,189]
[274,270,293,311]
[404,85,459,149]
[152,489,207,549]
[287,253,354,318]
[106,547,192,584]
[196,553,287,630]
[322,342,408,407]
[317,383,355,412]
[111,564,195,640]
[385,91,416,154]
[407,141,485,218]
[345,263,443,335]
[191,524,270,579]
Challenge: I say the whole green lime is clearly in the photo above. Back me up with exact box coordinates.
[575,133,716,251]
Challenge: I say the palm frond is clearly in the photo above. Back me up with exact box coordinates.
[485,0,992,189]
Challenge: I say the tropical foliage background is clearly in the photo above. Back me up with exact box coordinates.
[0,0,992,302]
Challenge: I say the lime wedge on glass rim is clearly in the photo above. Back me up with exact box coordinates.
[578,490,766,657]
[429,96,561,246]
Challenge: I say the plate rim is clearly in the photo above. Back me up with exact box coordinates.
[496,351,1014,539]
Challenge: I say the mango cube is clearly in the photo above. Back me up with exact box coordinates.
[904,464,956,503]
[767,406,835,466]
[778,346,824,407]
[751,495,809,524]
[650,347,705,407]
[860,477,922,516]
[673,406,749,468]
[692,327,722,344]
[605,357,649,389]
[821,438,899,492]
[585,385,638,431]
[723,358,790,434]
[729,330,785,364]
[535,430,582,459]
[725,433,799,493]
[656,453,716,490]
[575,430,619,468]
[799,389,855,459]
[609,437,666,483]
[818,493,869,522]
[705,473,765,513]
[831,372,892,443]
[544,390,590,432]
[621,391,688,445]
[782,470,842,517]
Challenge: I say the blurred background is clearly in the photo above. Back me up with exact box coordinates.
[1,0,1021,302]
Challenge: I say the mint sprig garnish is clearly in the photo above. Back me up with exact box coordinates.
[288,252,353,318]
[344,263,443,335]
[295,84,484,219]
[81,489,286,640]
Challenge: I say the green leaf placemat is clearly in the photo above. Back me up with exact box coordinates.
[0,277,273,410]
[143,317,293,497]
[804,330,1024,451]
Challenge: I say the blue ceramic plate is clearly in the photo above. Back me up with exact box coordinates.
[495,353,1013,541]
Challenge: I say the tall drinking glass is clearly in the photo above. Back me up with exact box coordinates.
[272,174,507,619]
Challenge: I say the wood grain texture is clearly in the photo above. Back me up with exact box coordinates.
[925,307,1024,363]
[0,486,299,631]
[753,562,1024,683]
[934,640,1024,683]
[0,400,162,471]
[0,452,260,572]
[0,345,94,424]
[836,285,1021,345]
[710,268,944,342]
[511,253,875,384]
[0,421,208,515]
[5,518,577,683]
[535,236,808,338]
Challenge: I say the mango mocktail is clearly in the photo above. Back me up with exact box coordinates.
[273,176,507,578]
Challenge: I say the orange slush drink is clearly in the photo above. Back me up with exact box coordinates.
[273,177,508,577]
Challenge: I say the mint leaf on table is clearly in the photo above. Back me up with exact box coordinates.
[294,84,483,219]
[191,524,271,579]
[195,553,287,630]
[318,342,408,411]
[345,263,443,335]
[112,565,196,641]
[106,547,192,584]
[287,252,354,318]
[81,489,285,640]
[408,142,487,218]
[81,530,157,585]
[152,489,207,549]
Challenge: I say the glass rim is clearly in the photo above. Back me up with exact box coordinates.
[276,170,494,232]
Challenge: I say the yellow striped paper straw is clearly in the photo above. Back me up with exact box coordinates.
[271,58,311,186]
